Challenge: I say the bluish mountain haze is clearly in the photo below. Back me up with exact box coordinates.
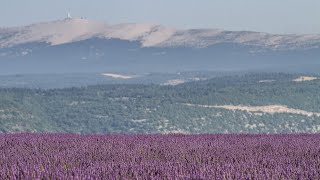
[1,18,320,75]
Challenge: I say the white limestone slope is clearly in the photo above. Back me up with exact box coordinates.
[101,73,133,79]
[184,103,320,117]
[162,79,185,86]
[1,18,320,50]
[293,76,318,82]
[0,18,176,48]
[0,18,108,47]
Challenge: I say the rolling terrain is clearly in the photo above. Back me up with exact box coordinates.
[1,73,319,134]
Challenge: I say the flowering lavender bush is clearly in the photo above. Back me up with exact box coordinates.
[0,134,320,179]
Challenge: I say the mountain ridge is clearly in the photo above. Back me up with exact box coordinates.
[1,18,320,50]
[1,18,320,75]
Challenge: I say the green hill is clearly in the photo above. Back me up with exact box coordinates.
[1,73,320,134]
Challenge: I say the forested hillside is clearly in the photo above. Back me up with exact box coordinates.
[0,73,319,134]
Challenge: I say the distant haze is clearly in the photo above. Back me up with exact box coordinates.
[1,0,320,34]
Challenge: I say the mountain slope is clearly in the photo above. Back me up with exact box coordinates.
[0,18,175,48]
[1,18,320,75]
[2,18,320,50]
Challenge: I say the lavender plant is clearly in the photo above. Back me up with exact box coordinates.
[0,134,319,179]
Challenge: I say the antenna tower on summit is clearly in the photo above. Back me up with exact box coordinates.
[67,12,72,19]
[65,9,72,19]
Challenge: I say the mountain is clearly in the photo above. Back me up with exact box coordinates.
[1,18,320,75]
[2,18,320,49]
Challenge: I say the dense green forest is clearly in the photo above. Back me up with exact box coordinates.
[0,73,320,134]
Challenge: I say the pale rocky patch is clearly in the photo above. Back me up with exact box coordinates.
[162,79,185,86]
[293,76,318,82]
[258,80,275,83]
[101,73,133,79]
[184,103,320,117]
[131,119,148,123]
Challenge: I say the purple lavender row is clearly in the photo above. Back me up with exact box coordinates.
[0,134,320,179]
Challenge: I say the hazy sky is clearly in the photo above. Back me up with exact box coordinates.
[1,0,320,34]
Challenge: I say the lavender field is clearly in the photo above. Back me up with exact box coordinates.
[1,134,320,179]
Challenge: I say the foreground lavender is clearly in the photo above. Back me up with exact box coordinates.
[1,134,320,179]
